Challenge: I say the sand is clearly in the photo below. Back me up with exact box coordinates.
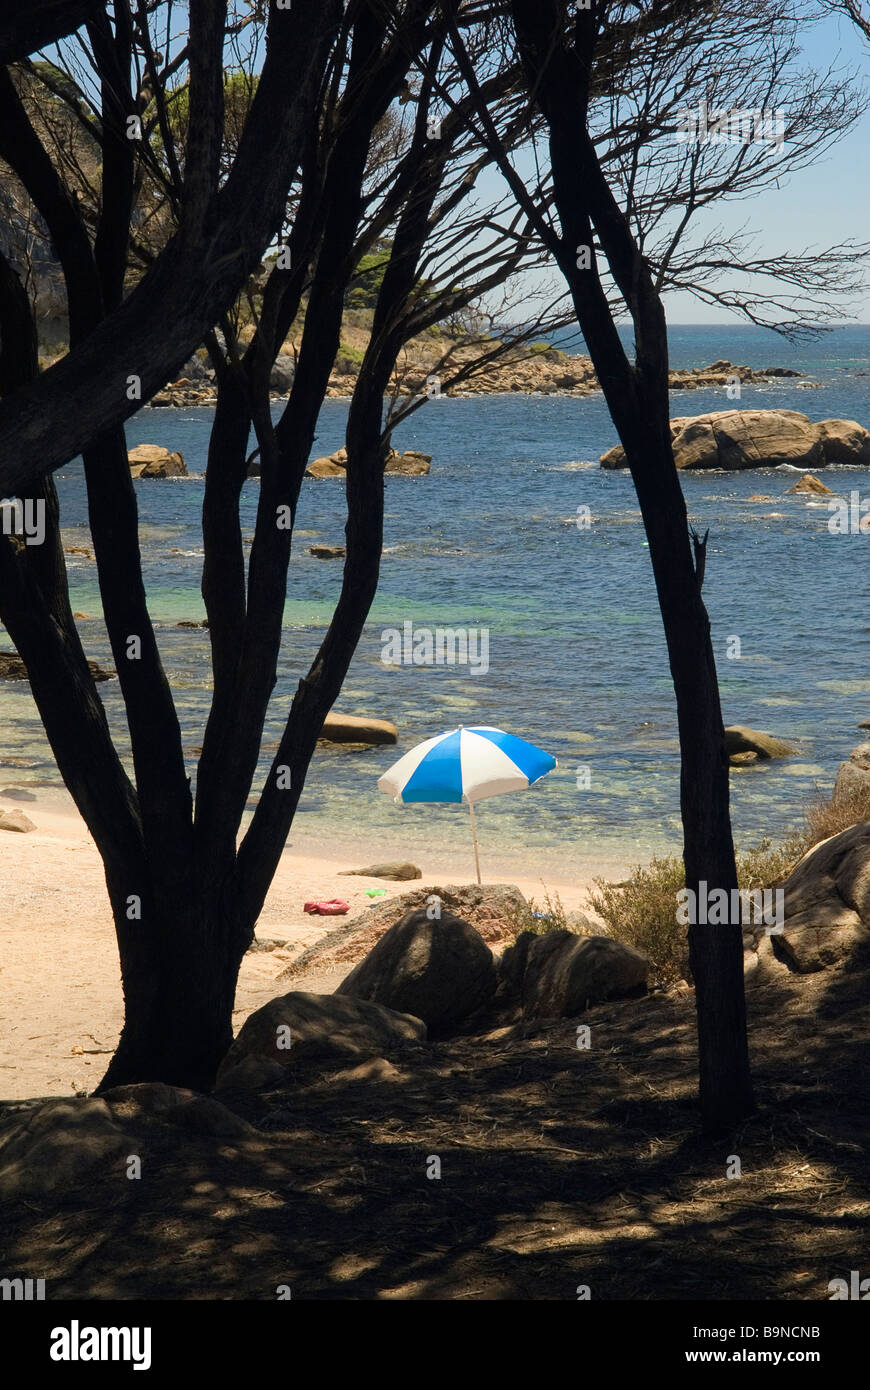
[0,787,629,1101]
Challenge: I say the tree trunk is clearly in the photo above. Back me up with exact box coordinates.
[98,876,250,1092]
[503,0,754,1133]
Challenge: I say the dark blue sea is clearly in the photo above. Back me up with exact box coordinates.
[2,323,869,873]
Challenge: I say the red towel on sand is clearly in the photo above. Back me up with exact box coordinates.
[303,899,350,915]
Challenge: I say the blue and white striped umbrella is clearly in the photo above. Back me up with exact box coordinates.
[378,726,557,882]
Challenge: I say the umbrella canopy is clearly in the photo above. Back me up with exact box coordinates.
[377,726,557,883]
[378,726,556,804]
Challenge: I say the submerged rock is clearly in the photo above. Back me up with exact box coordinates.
[724,725,795,759]
[319,712,397,745]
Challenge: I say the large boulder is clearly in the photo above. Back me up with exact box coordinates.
[724,725,795,759]
[217,991,425,1086]
[128,444,187,478]
[770,823,870,973]
[319,712,397,745]
[336,908,497,1036]
[817,418,870,467]
[599,410,860,471]
[500,930,649,1020]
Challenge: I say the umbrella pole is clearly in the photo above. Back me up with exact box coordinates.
[467,798,482,885]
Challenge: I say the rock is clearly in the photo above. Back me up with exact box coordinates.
[0,787,36,800]
[319,712,397,745]
[772,822,870,972]
[309,544,346,559]
[817,418,870,467]
[339,862,422,881]
[270,354,295,393]
[177,619,209,628]
[305,455,347,478]
[0,651,113,683]
[500,930,649,1019]
[385,449,431,475]
[306,447,431,478]
[787,473,834,495]
[600,410,847,471]
[212,1056,287,1095]
[0,809,36,832]
[729,750,759,766]
[833,749,870,804]
[0,1097,127,1197]
[747,494,774,502]
[216,991,426,1082]
[336,908,497,1036]
[724,725,795,759]
[128,444,187,478]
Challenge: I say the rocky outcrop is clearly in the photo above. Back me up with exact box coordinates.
[499,930,649,1020]
[600,411,870,471]
[763,823,870,973]
[319,712,398,745]
[128,444,188,478]
[0,809,35,833]
[309,544,346,559]
[339,862,422,881]
[216,991,425,1086]
[306,446,431,478]
[725,725,795,759]
[336,908,497,1036]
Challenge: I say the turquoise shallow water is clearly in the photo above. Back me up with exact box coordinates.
[1,324,869,871]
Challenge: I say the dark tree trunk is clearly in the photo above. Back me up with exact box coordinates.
[505,0,753,1133]
[98,878,251,1092]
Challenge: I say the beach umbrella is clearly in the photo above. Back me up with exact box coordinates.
[377,726,557,884]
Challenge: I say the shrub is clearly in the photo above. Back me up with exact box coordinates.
[805,782,870,847]
[503,887,573,938]
[588,855,686,985]
[587,836,809,986]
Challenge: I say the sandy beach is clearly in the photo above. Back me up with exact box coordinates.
[0,787,628,1101]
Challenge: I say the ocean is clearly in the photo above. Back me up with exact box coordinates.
[2,323,869,876]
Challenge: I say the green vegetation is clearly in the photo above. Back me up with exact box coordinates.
[587,780,870,985]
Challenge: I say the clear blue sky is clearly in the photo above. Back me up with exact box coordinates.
[660,9,870,324]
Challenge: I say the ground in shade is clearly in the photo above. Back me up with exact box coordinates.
[1,951,867,1300]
